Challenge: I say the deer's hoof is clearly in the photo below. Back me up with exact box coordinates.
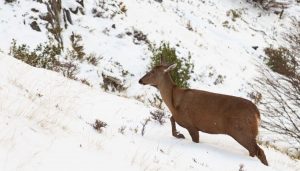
[175,133,185,139]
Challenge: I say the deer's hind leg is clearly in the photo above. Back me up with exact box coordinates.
[187,127,199,143]
[232,134,268,166]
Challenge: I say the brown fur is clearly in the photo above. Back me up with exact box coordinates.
[139,65,268,166]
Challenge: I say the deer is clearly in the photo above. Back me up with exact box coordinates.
[138,59,268,166]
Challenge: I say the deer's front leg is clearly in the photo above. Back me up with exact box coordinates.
[170,116,185,139]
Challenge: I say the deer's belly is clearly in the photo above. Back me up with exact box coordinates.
[172,114,193,128]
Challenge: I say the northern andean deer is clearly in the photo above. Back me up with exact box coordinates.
[138,59,268,166]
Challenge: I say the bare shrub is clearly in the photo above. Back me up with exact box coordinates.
[68,32,86,61]
[101,73,127,92]
[60,61,79,80]
[86,53,100,66]
[255,18,300,148]
[118,126,126,134]
[248,91,262,105]
[92,119,107,133]
[213,74,226,85]
[101,62,129,92]
[186,20,193,31]
[141,118,151,136]
[148,93,164,109]
[132,29,150,45]
[150,110,166,125]
[4,0,16,4]
[249,0,289,10]
[239,164,245,171]
[80,79,91,86]
[92,0,126,19]
[284,18,300,55]
[255,67,300,146]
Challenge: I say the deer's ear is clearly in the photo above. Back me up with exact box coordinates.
[164,63,177,73]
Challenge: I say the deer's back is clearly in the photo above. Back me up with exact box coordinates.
[173,88,260,133]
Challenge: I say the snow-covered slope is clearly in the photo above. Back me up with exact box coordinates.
[0,53,299,170]
[0,0,300,170]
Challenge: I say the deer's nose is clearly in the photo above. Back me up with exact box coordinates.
[139,79,144,85]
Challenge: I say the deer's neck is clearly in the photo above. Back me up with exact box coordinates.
[158,75,176,113]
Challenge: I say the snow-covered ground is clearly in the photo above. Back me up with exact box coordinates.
[0,53,299,170]
[0,0,300,170]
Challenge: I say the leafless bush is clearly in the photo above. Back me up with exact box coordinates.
[92,0,126,19]
[248,91,262,105]
[132,29,150,46]
[86,53,100,66]
[284,18,300,54]
[255,67,300,146]
[101,73,127,92]
[150,110,166,125]
[148,94,164,109]
[66,32,86,61]
[249,0,289,11]
[118,126,126,134]
[60,61,79,80]
[80,79,91,86]
[141,118,151,136]
[186,20,193,31]
[239,164,245,171]
[101,62,129,92]
[213,74,226,85]
[91,119,107,133]
[255,18,300,147]
[4,0,16,4]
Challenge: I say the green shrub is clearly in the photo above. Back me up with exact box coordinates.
[9,39,61,70]
[150,42,194,88]
[9,39,79,80]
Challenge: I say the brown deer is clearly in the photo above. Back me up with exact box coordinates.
[139,60,268,166]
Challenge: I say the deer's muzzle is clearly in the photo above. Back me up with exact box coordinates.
[139,79,145,85]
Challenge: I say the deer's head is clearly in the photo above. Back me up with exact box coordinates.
[139,58,177,87]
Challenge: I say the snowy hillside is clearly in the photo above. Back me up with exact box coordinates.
[0,0,300,170]
[0,52,299,170]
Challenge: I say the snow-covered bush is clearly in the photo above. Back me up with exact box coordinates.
[92,119,107,133]
[9,39,61,71]
[9,39,79,80]
[92,0,126,19]
[67,32,86,61]
[250,0,289,11]
[150,42,194,88]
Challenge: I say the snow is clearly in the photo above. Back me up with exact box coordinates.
[0,0,299,170]
[0,53,299,170]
